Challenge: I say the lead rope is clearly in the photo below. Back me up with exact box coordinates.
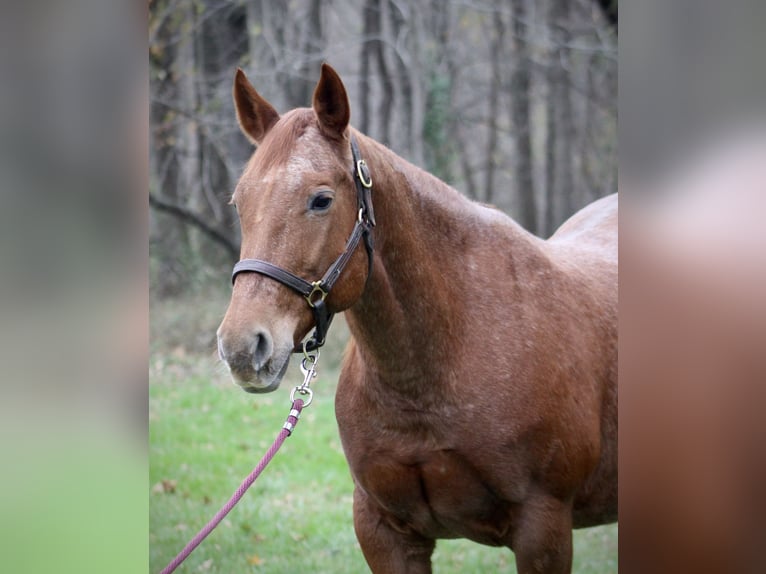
[159,350,320,574]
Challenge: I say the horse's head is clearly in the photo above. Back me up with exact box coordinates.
[217,64,370,393]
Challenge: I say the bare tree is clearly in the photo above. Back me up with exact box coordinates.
[360,0,394,145]
[544,0,576,236]
[510,0,538,234]
[484,5,505,205]
[150,0,197,296]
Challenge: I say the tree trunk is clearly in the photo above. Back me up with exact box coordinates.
[419,0,457,184]
[484,8,504,205]
[149,0,199,297]
[292,0,324,106]
[388,0,425,165]
[375,0,393,146]
[510,0,538,234]
[360,0,376,135]
[544,0,575,235]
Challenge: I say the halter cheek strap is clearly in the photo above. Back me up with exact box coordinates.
[231,135,375,353]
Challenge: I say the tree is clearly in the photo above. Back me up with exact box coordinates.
[484,3,505,206]
[360,0,394,146]
[544,0,576,236]
[510,0,538,234]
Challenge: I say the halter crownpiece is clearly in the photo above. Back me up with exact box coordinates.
[231,135,375,352]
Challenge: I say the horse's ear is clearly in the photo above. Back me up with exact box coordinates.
[312,63,350,139]
[233,68,280,145]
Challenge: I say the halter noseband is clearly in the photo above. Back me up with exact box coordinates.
[231,135,375,353]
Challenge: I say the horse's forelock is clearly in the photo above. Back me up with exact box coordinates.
[249,109,313,173]
[245,108,348,186]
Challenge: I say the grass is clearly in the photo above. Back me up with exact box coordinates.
[150,292,617,572]
[150,353,362,572]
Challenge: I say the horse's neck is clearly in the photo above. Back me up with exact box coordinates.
[344,135,540,393]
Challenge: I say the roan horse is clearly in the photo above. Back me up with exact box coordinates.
[217,64,617,574]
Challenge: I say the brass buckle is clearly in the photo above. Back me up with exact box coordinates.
[356,159,372,188]
[305,281,328,308]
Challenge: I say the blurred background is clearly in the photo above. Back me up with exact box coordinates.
[2,0,764,571]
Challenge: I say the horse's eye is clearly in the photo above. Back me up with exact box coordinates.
[308,192,334,212]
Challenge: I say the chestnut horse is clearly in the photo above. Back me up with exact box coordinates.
[217,64,617,573]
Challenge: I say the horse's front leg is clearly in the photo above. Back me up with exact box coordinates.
[353,487,435,574]
[511,493,574,574]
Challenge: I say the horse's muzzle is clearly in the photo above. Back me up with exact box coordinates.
[216,327,291,393]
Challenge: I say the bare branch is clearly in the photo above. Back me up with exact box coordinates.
[149,192,239,261]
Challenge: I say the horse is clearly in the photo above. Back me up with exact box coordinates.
[217,63,617,574]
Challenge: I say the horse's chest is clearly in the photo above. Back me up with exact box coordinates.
[352,447,512,544]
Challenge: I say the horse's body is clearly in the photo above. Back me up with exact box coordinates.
[218,64,617,573]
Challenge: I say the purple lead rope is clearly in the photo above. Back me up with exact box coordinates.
[159,398,305,574]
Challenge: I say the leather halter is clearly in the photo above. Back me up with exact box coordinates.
[231,135,375,353]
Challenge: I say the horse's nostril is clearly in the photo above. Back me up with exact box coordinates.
[251,330,274,370]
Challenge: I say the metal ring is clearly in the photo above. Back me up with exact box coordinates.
[301,342,320,365]
[356,159,373,188]
[290,386,313,407]
[305,282,328,308]
[301,356,318,372]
